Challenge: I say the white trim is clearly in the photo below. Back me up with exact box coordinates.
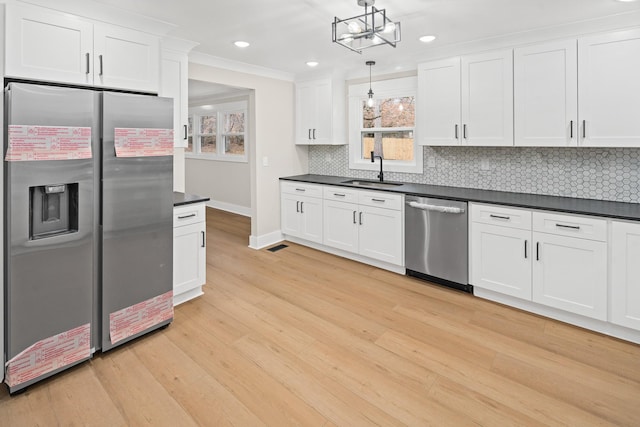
[249,230,284,250]
[474,288,640,345]
[173,287,203,306]
[16,0,176,36]
[283,235,406,275]
[348,76,422,174]
[161,36,199,53]
[206,200,251,217]
[189,51,295,82]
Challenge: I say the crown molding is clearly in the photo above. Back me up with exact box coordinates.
[189,51,295,82]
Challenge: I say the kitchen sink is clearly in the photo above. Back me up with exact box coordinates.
[341,179,404,189]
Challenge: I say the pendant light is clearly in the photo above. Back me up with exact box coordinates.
[366,60,375,107]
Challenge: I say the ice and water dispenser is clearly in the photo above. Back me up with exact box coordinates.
[29,183,79,239]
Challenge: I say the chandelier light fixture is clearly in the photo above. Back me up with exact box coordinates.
[332,0,401,54]
[366,60,375,107]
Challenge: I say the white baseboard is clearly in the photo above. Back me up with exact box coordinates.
[206,200,251,217]
[249,230,284,250]
[474,288,640,345]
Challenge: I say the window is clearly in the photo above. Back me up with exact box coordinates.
[186,100,248,162]
[349,76,421,174]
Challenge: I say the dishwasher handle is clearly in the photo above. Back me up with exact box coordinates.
[407,201,465,214]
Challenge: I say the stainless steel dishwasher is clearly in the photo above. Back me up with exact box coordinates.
[405,196,471,292]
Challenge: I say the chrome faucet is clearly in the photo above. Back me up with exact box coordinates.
[370,151,384,182]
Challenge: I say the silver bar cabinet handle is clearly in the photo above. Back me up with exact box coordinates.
[359,212,363,225]
[582,120,586,138]
[183,125,188,140]
[536,242,540,261]
[178,213,196,219]
[353,211,357,224]
[556,223,580,230]
[296,201,299,213]
[300,202,304,213]
[570,120,573,139]
[455,124,459,139]
[463,124,467,139]
[524,240,527,259]
[313,129,316,139]
[99,54,103,76]
[201,231,206,248]
[85,53,90,74]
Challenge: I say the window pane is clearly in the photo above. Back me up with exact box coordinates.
[186,136,193,153]
[225,135,244,155]
[201,135,216,153]
[224,112,245,133]
[200,115,216,134]
[363,96,415,128]
[362,131,414,161]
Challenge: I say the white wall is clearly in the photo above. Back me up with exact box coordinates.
[188,59,308,247]
[185,157,251,215]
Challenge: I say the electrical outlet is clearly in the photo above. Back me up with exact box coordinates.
[262,156,269,167]
[325,153,332,162]
[427,156,436,168]
[480,158,490,171]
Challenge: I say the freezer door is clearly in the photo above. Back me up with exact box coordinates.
[101,92,173,351]
[4,83,98,392]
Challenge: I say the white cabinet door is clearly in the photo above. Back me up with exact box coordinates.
[173,221,206,300]
[5,3,94,85]
[417,57,461,146]
[461,50,514,146]
[471,223,532,299]
[323,200,359,253]
[281,193,303,237]
[313,79,333,144]
[295,81,315,144]
[578,29,640,147]
[514,40,578,147]
[532,232,607,320]
[299,196,323,244]
[161,50,189,148]
[358,205,403,266]
[93,24,159,93]
[611,222,640,330]
[281,193,323,244]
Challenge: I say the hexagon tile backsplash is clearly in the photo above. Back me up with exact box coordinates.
[308,146,640,203]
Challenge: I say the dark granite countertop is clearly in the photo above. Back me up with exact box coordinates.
[280,174,640,221]
[173,192,210,207]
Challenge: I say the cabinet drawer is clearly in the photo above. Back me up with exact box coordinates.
[471,203,532,230]
[323,186,358,203]
[174,203,206,227]
[281,181,323,198]
[533,211,607,242]
[358,190,402,210]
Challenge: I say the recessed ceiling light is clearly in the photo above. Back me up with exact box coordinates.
[419,35,437,43]
[306,61,319,67]
[234,41,250,48]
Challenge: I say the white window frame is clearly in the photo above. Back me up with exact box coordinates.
[348,76,422,174]
[186,100,248,163]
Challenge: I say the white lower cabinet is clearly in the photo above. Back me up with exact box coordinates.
[471,222,532,299]
[280,182,323,244]
[280,182,403,269]
[532,231,607,320]
[471,203,608,320]
[173,203,206,305]
[611,221,640,330]
[323,188,403,266]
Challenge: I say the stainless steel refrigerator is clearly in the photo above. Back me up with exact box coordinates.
[3,83,173,393]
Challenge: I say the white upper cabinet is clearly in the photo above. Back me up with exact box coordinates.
[5,2,160,93]
[295,78,345,145]
[578,29,640,147]
[514,40,578,147]
[417,57,461,146]
[5,4,94,85]
[461,50,514,146]
[93,24,159,93]
[161,49,190,148]
[418,50,513,146]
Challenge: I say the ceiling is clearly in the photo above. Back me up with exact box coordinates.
[86,0,640,78]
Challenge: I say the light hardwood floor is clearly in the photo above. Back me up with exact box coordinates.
[1,207,639,426]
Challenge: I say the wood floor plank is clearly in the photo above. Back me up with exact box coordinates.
[1,207,638,426]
